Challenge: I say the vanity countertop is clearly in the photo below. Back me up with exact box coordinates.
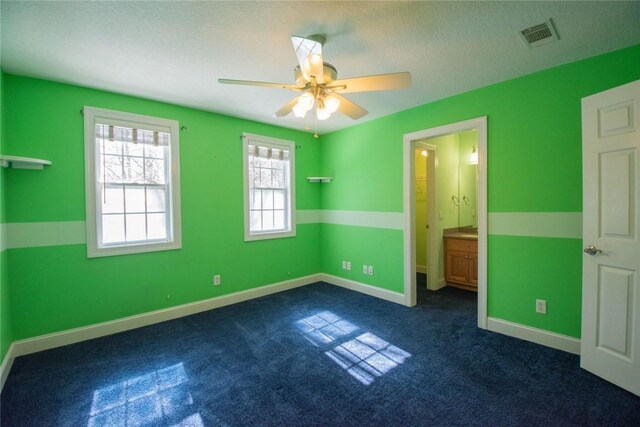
[443,227,478,240]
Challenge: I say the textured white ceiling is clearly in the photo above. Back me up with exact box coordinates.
[2,1,639,134]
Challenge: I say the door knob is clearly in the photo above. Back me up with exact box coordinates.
[584,245,602,256]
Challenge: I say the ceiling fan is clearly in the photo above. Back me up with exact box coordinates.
[218,34,411,127]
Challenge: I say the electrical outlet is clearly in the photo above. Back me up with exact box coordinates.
[536,299,547,314]
[346,261,351,271]
[342,261,347,270]
[213,275,221,286]
[368,265,374,275]
[362,265,368,274]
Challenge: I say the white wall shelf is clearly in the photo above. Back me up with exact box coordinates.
[306,176,333,183]
[0,155,52,170]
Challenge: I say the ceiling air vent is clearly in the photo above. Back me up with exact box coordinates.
[519,19,559,48]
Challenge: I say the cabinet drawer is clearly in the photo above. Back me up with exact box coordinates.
[445,237,478,253]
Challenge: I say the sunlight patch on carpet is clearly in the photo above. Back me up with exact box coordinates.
[88,363,200,427]
[295,312,411,385]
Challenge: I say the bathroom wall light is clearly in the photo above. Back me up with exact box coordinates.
[469,145,478,165]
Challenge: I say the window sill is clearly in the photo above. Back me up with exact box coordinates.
[87,240,182,258]
[244,229,296,242]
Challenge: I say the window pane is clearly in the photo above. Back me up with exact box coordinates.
[145,159,165,184]
[262,210,274,231]
[147,187,165,212]
[124,141,144,157]
[272,169,284,188]
[257,156,270,168]
[125,186,145,213]
[274,190,284,210]
[102,186,124,214]
[145,144,164,159]
[274,210,285,230]
[250,210,261,231]
[262,190,273,209]
[250,189,262,210]
[102,139,123,155]
[101,155,123,183]
[123,156,144,183]
[147,213,167,240]
[126,214,146,241]
[102,214,125,244]
[260,168,272,188]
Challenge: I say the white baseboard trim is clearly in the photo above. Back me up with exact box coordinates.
[320,273,406,305]
[427,278,447,291]
[416,265,427,274]
[0,343,16,392]
[10,274,322,360]
[487,317,581,355]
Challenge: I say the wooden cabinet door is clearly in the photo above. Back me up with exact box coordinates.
[468,253,478,286]
[446,250,469,284]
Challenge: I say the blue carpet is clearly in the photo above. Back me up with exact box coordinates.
[1,279,639,426]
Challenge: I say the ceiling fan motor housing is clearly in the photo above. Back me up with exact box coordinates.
[295,63,338,86]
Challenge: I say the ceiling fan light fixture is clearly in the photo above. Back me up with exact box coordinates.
[297,93,315,111]
[316,107,331,121]
[324,94,340,113]
[292,103,307,118]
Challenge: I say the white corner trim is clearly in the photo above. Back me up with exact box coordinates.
[9,274,322,359]
[487,317,581,355]
[416,264,427,274]
[320,273,406,305]
[435,278,447,291]
[0,343,16,392]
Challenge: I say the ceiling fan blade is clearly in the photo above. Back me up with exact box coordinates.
[274,97,299,117]
[218,78,303,91]
[291,36,324,84]
[333,93,368,120]
[329,72,411,93]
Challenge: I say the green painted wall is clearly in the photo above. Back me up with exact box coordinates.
[488,235,583,337]
[320,44,640,338]
[3,75,322,340]
[320,224,403,293]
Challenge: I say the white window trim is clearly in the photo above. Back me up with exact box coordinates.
[242,132,296,241]
[84,106,182,257]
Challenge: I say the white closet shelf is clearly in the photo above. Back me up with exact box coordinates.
[306,176,333,183]
[0,155,52,170]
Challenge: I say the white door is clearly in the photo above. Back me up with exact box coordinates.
[581,79,640,396]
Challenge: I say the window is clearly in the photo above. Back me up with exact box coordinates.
[84,107,181,257]
[243,133,295,241]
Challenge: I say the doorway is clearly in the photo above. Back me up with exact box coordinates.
[403,117,488,329]
[413,142,437,290]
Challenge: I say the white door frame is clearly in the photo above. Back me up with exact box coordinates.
[402,117,488,329]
